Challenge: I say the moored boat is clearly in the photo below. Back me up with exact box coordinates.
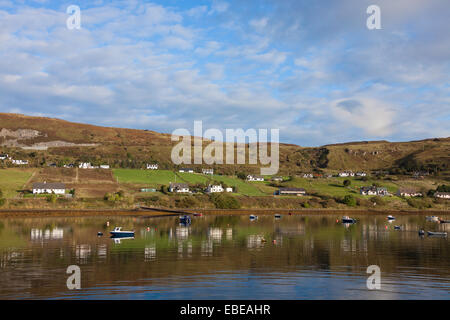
[275,214,281,219]
[342,216,356,224]
[110,227,135,238]
[394,225,401,230]
[418,229,425,236]
[427,231,447,237]
[387,215,395,220]
[250,215,258,220]
[193,212,203,217]
[426,216,440,222]
[179,215,192,224]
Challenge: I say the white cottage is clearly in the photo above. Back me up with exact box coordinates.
[32,182,66,194]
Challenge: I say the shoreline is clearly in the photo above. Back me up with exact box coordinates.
[0,207,448,218]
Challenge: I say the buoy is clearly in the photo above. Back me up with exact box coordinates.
[272,240,277,244]
[106,221,110,226]
[147,227,150,231]
[385,225,388,230]
[336,219,339,223]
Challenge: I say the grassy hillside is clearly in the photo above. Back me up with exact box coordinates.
[0,113,449,177]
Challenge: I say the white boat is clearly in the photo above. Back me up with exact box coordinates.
[342,216,356,224]
[427,231,447,237]
[110,227,135,237]
[387,215,395,220]
[426,216,439,222]
[249,215,258,220]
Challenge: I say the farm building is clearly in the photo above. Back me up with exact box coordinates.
[247,175,264,181]
[146,164,158,170]
[202,168,214,175]
[435,192,450,199]
[275,187,306,196]
[179,168,194,173]
[32,182,66,194]
[206,184,224,193]
[169,183,190,193]
[396,188,422,197]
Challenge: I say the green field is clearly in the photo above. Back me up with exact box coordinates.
[282,176,403,198]
[112,169,272,196]
[0,168,35,198]
[113,169,178,186]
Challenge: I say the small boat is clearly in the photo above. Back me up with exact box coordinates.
[179,215,192,224]
[249,215,258,220]
[426,216,440,222]
[110,227,135,238]
[274,214,282,219]
[418,229,425,236]
[342,216,356,224]
[438,219,450,224]
[427,231,448,237]
[97,232,103,236]
[394,225,401,230]
[387,215,395,220]
[193,212,203,217]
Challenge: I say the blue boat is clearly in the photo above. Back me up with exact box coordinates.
[110,227,135,238]
[179,215,192,224]
[342,216,356,224]
[249,215,258,220]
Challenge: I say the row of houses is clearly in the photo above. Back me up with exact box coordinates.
[360,186,388,196]
[79,162,110,169]
[168,183,233,194]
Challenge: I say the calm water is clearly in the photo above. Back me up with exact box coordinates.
[0,213,449,299]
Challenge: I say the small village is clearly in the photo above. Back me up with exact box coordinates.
[0,153,448,211]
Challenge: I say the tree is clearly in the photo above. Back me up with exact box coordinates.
[343,179,351,187]
[343,195,357,207]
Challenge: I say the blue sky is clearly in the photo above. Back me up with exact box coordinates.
[0,0,448,146]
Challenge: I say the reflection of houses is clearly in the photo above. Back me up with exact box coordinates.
[201,240,213,257]
[176,227,189,240]
[247,235,265,249]
[208,228,223,242]
[30,228,64,240]
[275,187,306,196]
[97,244,107,258]
[32,182,66,194]
[435,192,450,199]
[226,228,233,240]
[169,183,190,193]
[76,244,91,263]
[145,245,156,261]
[246,175,264,181]
[396,188,422,197]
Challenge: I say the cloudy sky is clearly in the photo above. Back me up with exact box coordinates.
[0,0,449,146]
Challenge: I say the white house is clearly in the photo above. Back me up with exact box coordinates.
[396,188,422,197]
[360,186,388,196]
[356,172,367,177]
[435,192,450,199]
[32,182,66,194]
[12,159,28,165]
[247,175,264,181]
[303,173,313,179]
[146,164,158,170]
[79,162,93,169]
[275,188,306,196]
[202,168,214,175]
[206,184,224,193]
[272,176,283,182]
[0,154,8,160]
[169,183,190,193]
[339,171,354,177]
[179,168,194,173]
[225,187,233,193]
[100,165,110,169]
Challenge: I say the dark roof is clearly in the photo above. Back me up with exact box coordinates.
[170,183,189,188]
[398,188,420,194]
[32,182,65,189]
[278,187,306,192]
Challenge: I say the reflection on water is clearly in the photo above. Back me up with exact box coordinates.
[0,213,449,299]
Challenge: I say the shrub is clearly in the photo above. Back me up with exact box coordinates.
[343,179,351,187]
[343,195,357,207]
[46,194,58,204]
[210,194,241,209]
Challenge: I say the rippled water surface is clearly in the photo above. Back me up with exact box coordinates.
[0,213,449,299]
